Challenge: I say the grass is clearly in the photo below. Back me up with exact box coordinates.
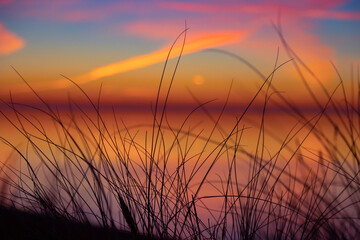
[0,27,359,239]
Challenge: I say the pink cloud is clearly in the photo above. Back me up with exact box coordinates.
[304,9,360,20]
[0,0,12,4]
[247,21,335,78]
[58,2,133,22]
[160,2,278,14]
[16,1,134,22]
[8,0,358,23]
[21,0,83,6]
[161,1,359,20]
[155,1,339,84]
[303,0,344,8]
[0,23,25,55]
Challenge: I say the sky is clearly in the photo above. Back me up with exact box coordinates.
[0,0,359,107]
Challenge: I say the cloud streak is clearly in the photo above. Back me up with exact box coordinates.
[12,31,245,92]
[67,31,244,85]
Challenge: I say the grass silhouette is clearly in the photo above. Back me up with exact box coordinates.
[0,26,359,239]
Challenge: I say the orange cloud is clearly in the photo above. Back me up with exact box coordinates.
[82,31,244,82]
[0,23,25,55]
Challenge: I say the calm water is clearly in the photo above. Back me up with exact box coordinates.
[0,103,358,236]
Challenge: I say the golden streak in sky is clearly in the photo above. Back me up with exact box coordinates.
[83,32,244,83]
[11,31,244,92]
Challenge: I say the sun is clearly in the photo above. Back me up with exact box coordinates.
[192,74,205,85]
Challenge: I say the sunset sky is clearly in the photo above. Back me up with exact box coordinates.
[0,0,359,107]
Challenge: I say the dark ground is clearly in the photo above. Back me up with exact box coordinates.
[0,206,138,240]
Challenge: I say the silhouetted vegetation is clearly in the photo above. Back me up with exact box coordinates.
[0,27,359,239]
